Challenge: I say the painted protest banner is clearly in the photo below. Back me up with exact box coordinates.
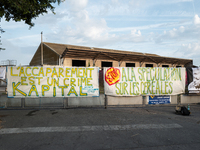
[148,95,171,104]
[104,67,185,96]
[7,66,99,98]
[187,67,200,94]
[0,67,6,79]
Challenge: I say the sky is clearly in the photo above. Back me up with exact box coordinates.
[1,0,200,66]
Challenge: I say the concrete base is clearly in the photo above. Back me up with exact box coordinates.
[7,98,21,107]
[0,95,21,107]
[25,97,63,107]
[0,95,7,108]
[181,95,200,104]
[107,96,143,105]
[171,95,178,104]
[68,94,104,106]
[0,94,200,108]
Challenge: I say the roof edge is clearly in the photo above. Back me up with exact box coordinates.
[29,43,41,65]
[43,42,193,62]
[43,42,61,56]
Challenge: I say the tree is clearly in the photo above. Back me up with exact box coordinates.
[0,0,63,28]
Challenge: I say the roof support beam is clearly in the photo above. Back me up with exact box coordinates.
[157,63,161,67]
[172,60,180,67]
[93,52,102,60]
[119,55,127,61]
[93,59,96,67]
[102,53,118,61]
[139,57,147,67]
[156,58,170,67]
[118,61,122,67]
[148,57,158,64]
[118,55,128,66]
[92,52,102,66]
[184,61,193,67]
[61,47,69,59]
[140,61,145,67]
[172,64,176,67]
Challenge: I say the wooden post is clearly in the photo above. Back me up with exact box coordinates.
[93,59,95,66]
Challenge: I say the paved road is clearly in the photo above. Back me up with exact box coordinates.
[0,105,200,150]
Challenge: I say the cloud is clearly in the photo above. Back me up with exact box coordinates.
[0,39,37,65]
[152,14,200,44]
[131,29,141,36]
[66,0,88,12]
[174,42,200,65]
[127,29,146,42]
[129,0,145,7]
[193,14,200,25]
[7,34,41,46]
[179,26,185,32]
[1,18,27,30]
[111,0,119,5]
[41,1,119,47]
[1,0,200,66]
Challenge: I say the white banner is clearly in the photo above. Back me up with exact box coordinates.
[104,67,186,96]
[188,67,200,93]
[0,67,6,79]
[7,66,99,98]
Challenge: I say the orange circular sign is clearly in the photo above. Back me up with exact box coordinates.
[105,67,120,86]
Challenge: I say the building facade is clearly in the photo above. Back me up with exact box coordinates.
[30,42,193,68]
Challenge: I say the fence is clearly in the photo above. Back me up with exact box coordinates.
[0,66,200,109]
[0,93,199,109]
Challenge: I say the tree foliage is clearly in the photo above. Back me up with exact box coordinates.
[0,0,63,27]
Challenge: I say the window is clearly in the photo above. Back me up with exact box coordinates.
[145,64,153,67]
[72,60,86,67]
[162,65,169,68]
[176,66,181,68]
[126,63,135,67]
[101,61,113,67]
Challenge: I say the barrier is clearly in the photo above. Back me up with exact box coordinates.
[1,66,200,109]
[1,93,200,109]
[181,95,200,104]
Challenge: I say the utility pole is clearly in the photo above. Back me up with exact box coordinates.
[41,32,43,66]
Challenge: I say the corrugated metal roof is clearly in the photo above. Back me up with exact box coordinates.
[44,42,159,57]
[43,42,193,65]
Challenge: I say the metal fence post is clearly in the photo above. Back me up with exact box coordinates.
[21,98,25,108]
[142,96,145,106]
[105,95,107,109]
[177,94,181,105]
[64,97,68,108]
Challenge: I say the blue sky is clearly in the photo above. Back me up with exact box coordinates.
[1,0,200,66]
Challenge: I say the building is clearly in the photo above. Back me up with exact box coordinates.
[0,60,17,86]
[30,42,193,68]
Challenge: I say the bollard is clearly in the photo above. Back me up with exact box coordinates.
[187,104,190,111]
